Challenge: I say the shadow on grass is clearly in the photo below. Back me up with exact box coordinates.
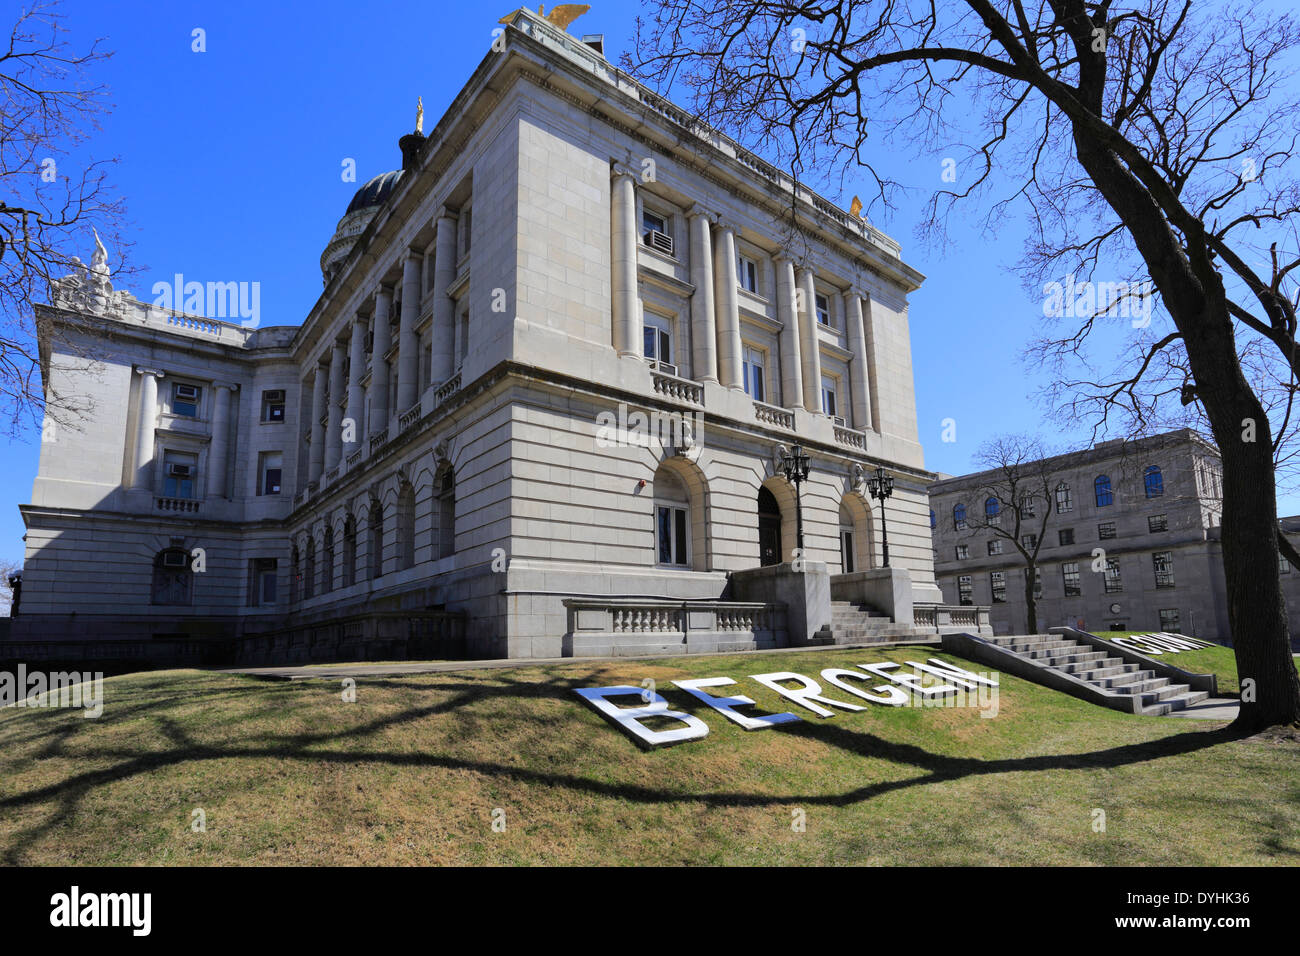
[0,670,1255,862]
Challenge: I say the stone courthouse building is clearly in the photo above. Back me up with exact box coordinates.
[13,9,960,662]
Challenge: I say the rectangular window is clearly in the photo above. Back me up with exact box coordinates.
[1104,558,1123,593]
[1058,528,1075,546]
[172,383,201,418]
[261,389,286,423]
[162,451,197,499]
[1019,497,1037,518]
[1153,550,1175,588]
[1062,562,1081,597]
[250,558,277,607]
[958,575,973,606]
[642,209,668,239]
[656,505,688,566]
[990,571,1007,603]
[1021,534,1038,551]
[955,545,969,560]
[1159,608,1181,632]
[815,292,831,326]
[987,539,1003,556]
[742,346,766,402]
[738,254,758,293]
[259,452,283,496]
[821,376,838,418]
[1055,485,1073,513]
[643,314,673,370]
[1098,521,1116,540]
[1148,514,1168,533]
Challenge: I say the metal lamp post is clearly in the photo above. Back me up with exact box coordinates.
[867,465,895,567]
[780,443,811,559]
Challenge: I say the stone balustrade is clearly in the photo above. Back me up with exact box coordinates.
[398,406,421,432]
[156,497,200,513]
[834,424,867,449]
[563,597,785,656]
[753,400,794,430]
[651,369,704,406]
[434,373,462,404]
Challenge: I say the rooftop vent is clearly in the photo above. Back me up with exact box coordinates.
[581,34,605,56]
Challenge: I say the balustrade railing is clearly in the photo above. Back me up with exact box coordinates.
[156,497,200,513]
[753,401,794,429]
[651,369,704,406]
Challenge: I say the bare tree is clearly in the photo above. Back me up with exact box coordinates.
[964,436,1057,633]
[0,1,122,435]
[627,0,1300,731]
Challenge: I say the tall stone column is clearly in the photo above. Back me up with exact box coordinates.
[208,382,236,498]
[308,363,326,483]
[844,291,874,431]
[133,367,164,490]
[325,339,346,471]
[862,292,884,435]
[345,317,367,455]
[712,222,743,388]
[396,252,421,413]
[774,256,803,410]
[610,165,640,357]
[368,286,393,434]
[431,211,458,385]
[797,265,824,413]
[688,208,718,383]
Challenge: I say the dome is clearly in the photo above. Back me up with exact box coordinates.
[321,169,406,284]
[346,170,404,215]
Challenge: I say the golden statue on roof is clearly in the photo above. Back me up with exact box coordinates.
[499,4,591,32]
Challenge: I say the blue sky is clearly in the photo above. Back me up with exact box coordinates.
[3,0,1295,568]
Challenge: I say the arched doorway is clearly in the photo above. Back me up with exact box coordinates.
[758,486,782,566]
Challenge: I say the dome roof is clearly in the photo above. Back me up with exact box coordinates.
[346,170,404,215]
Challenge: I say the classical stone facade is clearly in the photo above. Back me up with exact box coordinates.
[929,430,1231,641]
[14,9,947,661]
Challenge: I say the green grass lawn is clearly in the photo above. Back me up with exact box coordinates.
[0,645,1296,866]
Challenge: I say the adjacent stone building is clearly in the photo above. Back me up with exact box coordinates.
[929,430,1231,641]
[13,9,955,663]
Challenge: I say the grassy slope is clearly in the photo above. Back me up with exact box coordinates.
[0,646,1296,866]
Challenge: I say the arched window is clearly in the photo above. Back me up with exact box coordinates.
[1055,482,1073,514]
[654,467,690,567]
[151,549,192,606]
[436,468,455,560]
[396,483,416,570]
[953,503,967,530]
[1095,474,1113,507]
[985,497,1001,525]
[369,499,384,579]
[304,538,316,600]
[343,515,357,588]
[759,486,783,566]
[1144,465,1164,498]
[322,526,335,594]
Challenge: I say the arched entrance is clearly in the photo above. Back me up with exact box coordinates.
[758,486,782,566]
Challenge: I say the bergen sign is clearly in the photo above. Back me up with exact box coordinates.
[575,658,999,748]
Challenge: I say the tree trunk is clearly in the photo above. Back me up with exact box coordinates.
[1024,565,1039,634]
[1070,130,1300,731]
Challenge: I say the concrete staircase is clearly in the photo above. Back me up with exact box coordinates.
[828,600,935,645]
[984,632,1210,715]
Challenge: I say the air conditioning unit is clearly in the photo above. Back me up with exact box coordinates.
[265,389,285,403]
[653,361,678,377]
[175,384,200,400]
[162,551,188,568]
[645,230,674,256]
[832,415,846,427]
[168,463,194,478]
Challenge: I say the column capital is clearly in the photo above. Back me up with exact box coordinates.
[434,205,459,223]
[611,161,639,182]
[213,381,240,392]
[134,366,165,378]
[687,203,719,224]
[846,285,870,302]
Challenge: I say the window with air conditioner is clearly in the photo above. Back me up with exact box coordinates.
[261,389,286,423]
[162,452,197,499]
[642,209,673,256]
[172,383,201,418]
